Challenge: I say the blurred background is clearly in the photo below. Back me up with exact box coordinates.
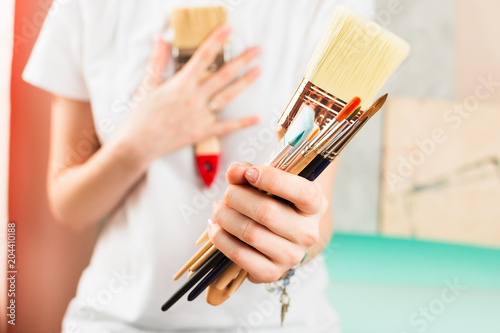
[1,0,499,332]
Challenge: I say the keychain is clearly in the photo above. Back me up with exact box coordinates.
[265,268,295,326]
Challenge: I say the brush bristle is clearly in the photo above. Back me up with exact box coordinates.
[304,6,410,107]
[171,6,227,49]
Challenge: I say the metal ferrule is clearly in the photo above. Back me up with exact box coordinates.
[172,43,231,72]
[276,79,347,137]
[268,144,293,168]
[277,139,310,170]
[313,120,351,155]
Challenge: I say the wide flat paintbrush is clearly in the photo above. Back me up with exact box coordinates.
[276,6,410,140]
[171,6,229,187]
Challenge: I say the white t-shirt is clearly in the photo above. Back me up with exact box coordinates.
[24,0,373,332]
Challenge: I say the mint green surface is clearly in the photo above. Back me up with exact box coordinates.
[324,234,500,333]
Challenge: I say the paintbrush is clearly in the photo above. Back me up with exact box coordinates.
[163,5,409,311]
[171,6,229,187]
[276,6,409,140]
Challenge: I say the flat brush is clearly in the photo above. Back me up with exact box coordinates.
[276,6,409,140]
[171,6,229,187]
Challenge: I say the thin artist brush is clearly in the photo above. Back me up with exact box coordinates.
[276,128,319,170]
[299,94,388,180]
[268,130,306,168]
[297,105,362,178]
[285,97,361,175]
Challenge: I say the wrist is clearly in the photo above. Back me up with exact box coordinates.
[107,135,150,175]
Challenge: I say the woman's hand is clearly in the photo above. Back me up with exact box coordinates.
[113,24,261,168]
[208,162,328,284]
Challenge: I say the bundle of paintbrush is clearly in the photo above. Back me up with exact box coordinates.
[170,6,230,187]
[162,6,410,313]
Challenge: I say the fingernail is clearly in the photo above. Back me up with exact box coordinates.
[244,116,260,126]
[229,162,244,171]
[249,46,261,57]
[208,218,215,228]
[219,23,231,35]
[250,66,262,78]
[212,200,223,213]
[245,167,260,183]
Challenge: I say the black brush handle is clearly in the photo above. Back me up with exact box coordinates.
[187,255,233,301]
[161,250,226,311]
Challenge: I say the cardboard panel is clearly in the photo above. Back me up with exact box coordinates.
[456,0,500,102]
[380,97,500,248]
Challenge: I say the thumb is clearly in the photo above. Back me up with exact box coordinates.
[146,37,170,88]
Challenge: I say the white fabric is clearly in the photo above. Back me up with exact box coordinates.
[23,0,373,332]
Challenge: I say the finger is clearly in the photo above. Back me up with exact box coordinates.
[208,66,261,111]
[202,47,261,96]
[208,116,260,138]
[244,165,326,216]
[212,201,304,268]
[182,23,231,78]
[225,162,253,185]
[147,38,170,88]
[207,219,283,283]
[223,184,314,245]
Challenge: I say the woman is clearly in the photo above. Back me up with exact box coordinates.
[24,0,373,332]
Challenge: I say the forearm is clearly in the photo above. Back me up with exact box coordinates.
[49,138,147,231]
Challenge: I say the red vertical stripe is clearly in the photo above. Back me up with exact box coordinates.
[8,0,98,332]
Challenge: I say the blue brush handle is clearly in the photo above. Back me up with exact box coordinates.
[187,255,233,301]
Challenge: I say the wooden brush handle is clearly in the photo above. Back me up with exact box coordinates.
[227,270,247,296]
[190,245,218,272]
[206,269,248,306]
[286,151,317,175]
[214,263,242,290]
[196,229,209,245]
[173,240,212,280]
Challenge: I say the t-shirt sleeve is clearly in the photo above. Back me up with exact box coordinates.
[22,0,89,101]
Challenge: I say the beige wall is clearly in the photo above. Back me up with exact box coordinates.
[379,0,500,247]
[456,0,500,102]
